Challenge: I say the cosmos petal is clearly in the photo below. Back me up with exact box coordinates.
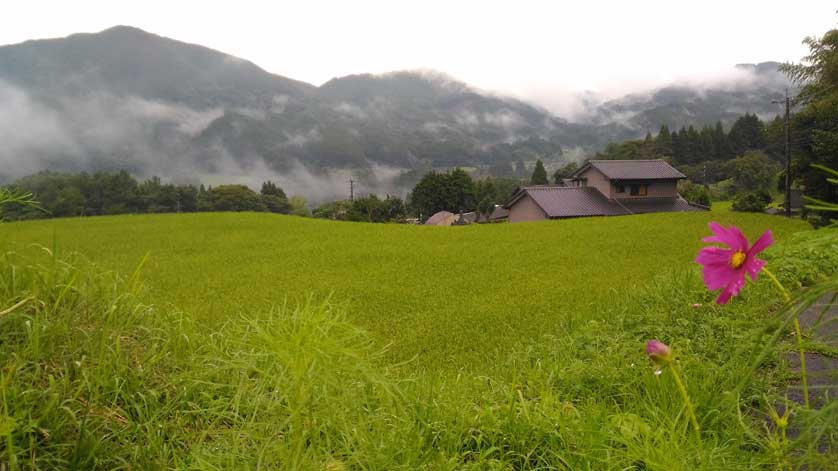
[695,246,731,267]
[703,264,739,290]
[716,276,745,304]
[702,222,736,247]
[747,230,774,257]
[728,226,750,253]
[745,258,766,282]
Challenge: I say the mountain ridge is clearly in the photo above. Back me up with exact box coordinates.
[0,26,794,198]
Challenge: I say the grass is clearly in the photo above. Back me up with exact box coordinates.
[0,210,810,373]
[1,210,836,468]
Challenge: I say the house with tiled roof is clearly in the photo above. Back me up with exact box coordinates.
[503,159,706,223]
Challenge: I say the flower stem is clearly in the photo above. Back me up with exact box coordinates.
[790,318,809,408]
[761,267,791,303]
[669,363,702,440]
[762,267,809,409]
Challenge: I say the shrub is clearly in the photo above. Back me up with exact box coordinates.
[679,180,711,207]
[732,191,771,212]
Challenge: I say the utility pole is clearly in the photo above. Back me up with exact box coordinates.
[772,89,792,217]
[349,178,355,202]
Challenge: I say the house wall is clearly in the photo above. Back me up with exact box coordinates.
[612,180,678,199]
[578,167,612,199]
[508,194,548,223]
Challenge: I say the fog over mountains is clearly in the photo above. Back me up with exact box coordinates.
[0,26,793,200]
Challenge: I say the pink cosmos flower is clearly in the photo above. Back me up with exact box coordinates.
[645,340,672,366]
[695,222,773,304]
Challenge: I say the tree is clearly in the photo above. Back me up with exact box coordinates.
[410,168,476,219]
[477,196,495,222]
[289,196,310,216]
[552,161,579,184]
[656,124,673,156]
[348,195,385,222]
[447,168,476,211]
[53,186,86,217]
[727,114,767,156]
[725,151,779,194]
[711,121,730,160]
[176,185,199,212]
[382,195,406,221]
[260,180,287,198]
[313,200,352,220]
[205,185,266,212]
[261,194,291,214]
[345,195,405,223]
[781,28,838,221]
[259,180,290,213]
[530,160,548,185]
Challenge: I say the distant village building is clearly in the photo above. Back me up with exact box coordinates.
[503,159,705,223]
[426,205,509,226]
[425,211,458,226]
[454,206,510,224]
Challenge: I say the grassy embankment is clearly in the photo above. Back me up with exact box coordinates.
[1,210,835,468]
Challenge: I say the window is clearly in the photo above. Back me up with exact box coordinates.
[629,184,648,196]
[615,183,625,194]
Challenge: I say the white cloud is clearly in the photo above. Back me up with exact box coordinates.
[0,1,830,98]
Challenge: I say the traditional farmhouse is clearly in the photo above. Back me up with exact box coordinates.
[504,159,705,223]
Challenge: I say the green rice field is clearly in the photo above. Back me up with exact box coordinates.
[1,210,836,469]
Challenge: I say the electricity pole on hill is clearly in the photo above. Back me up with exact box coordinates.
[772,89,792,217]
[349,178,355,202]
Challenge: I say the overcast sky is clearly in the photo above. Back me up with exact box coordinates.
[2,1,835,99]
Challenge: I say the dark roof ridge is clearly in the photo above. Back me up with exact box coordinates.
[588,159,668,162]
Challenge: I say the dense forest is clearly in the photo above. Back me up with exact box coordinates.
[593,113,784,184]
[0,171,304,220]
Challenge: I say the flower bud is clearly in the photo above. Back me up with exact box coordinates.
[645,340,672,366]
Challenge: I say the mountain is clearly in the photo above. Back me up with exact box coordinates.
[0,26,794,199]
[0,25,315,107]
[589,62,792,134]
[0,26,571,190]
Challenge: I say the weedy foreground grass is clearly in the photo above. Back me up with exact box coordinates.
[0,212,836,468]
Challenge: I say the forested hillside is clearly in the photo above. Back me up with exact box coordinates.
[0,26,792,194]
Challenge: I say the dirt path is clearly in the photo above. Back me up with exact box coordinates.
[786,293,838,408]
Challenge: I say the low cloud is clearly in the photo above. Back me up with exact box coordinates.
[514,63,791,123]
[334,102,368,120]
[0,81,412,204]
[284,128,321,147]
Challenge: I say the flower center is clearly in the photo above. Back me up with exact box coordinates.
[729,251,747,269]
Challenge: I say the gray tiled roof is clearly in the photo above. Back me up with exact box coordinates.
[509,186,630,218]
[618,197,704,213]
[489,206,510,220]
[583,160,686,180]
[505,186,706,218]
